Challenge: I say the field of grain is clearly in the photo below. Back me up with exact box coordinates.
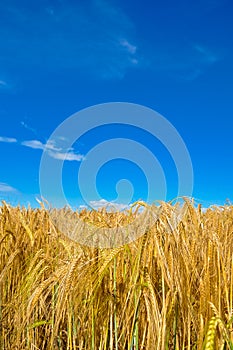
[0,199,233,349]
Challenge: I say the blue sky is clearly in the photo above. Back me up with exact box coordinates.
[0,0,232,208]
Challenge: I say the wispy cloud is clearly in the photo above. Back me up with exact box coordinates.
[21,140,45,150]
[150,42,220,80]
[0,1,140,79]
[193,44,219,64]
[0,136,17,143]
[21,139,60,151]
[20,121,38,137]
[0,133,84,162]
[0,79,12,91]
[0,182,18,193]
[120,39,137,54]
[0,80,7,87]
[22,139,84,162]
[48,151,84,162]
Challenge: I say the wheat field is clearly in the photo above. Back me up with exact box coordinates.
[0,199,233,349]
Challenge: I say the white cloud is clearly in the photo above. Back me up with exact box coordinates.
[22,139,61,151]
[0,80,7,87]
[89,199,129,211]
[193,44,219,63]
[44,140,61,152]
[0,80,12,91]
[22,139,84,162]
[56,136,68,142]
[20,121,38,136]
[79,204,88,210]
[48,150,84,162]
[0,136,17,143]
[22,140,45,150]
[0,2,140,80]
[120,39,137,54]
[130,58,139,65]
[149,42,220,81]
[0,182,18,193]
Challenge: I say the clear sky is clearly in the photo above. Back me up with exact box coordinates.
[0,0,232,209]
